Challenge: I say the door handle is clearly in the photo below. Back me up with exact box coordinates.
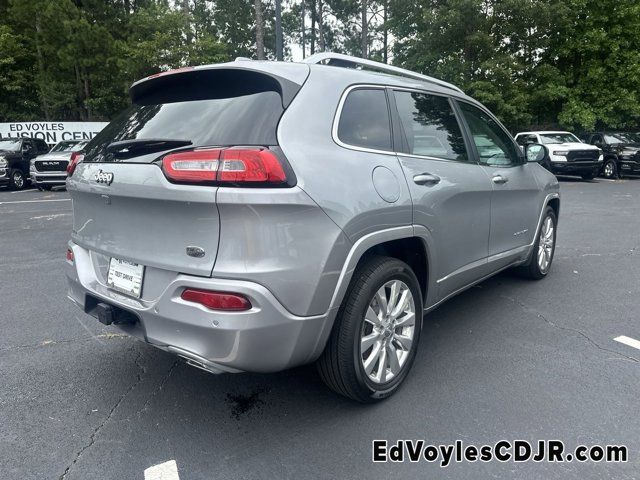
[413,173,441,185]
[492,174,508,184]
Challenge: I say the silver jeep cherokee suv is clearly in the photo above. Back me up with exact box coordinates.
[66,53,559,402]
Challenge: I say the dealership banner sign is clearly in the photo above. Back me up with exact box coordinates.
[0,122,108,145]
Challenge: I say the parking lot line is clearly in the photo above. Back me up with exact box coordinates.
[144,460,180,480]
[614,336,640,351]
[0,198,71,205]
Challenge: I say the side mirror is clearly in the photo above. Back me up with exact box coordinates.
[525,143,546,163]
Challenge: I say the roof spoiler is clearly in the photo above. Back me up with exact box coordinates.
[129,64,308,108]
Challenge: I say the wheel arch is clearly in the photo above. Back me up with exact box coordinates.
[327,226,435,314]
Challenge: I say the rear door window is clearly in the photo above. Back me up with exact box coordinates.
[336,88,393,152]
[393,90,469,162]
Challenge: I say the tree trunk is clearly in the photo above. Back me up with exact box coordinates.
[310,0,316,54]
[383,0,388,63]
[301,0,306,58]
[254,0,265,59]
[83,69,92,121]
[318,0,324,52]
[34,14,51,121]
[361,0,368,58]
[74,64,84,120]
[183,0,191,45]
[275,0,283,60]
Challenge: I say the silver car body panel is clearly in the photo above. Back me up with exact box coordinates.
[66,59,560,373]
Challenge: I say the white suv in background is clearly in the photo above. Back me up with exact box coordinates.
[515,131,603,180]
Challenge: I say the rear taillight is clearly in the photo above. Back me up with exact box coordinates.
[67,152,84,177]
[181,288,251,311]
[161,147,287,185]
[66,248,74,263]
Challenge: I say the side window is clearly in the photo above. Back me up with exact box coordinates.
[515,134,536,146]
[458,102,521,167]
[337,88,392,151]
[37,140,49,153]
[393,90,468,162]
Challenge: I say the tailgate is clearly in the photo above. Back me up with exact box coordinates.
[68,162,219,276]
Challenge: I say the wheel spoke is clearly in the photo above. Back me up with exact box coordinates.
[394,333,413,351]
[387,343,401,375]
[361,332,378,352]
[391,289,409,318]
[364,306,382,327]
[363,341,382,374]
[374,346,387,383]
[395,311,415,328]
[375,287,388,316]
[387,281,399,315]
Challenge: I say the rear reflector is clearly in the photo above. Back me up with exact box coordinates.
[162,147,286,185]
[67,152,84,176]
[181,288,252,311]
[66,248,74,263]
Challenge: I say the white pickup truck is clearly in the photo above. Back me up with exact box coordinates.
[515,131,603,180]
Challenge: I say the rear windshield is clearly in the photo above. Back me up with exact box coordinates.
[84,91,284,162]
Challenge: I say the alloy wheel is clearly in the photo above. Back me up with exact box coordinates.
[13,171,24,189]
[360,280,416,384]
[604,162,615,178]
[537,215,555,273]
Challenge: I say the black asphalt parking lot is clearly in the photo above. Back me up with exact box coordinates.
[1,178,639,480]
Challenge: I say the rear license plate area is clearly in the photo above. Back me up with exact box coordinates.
[107,258,144,298]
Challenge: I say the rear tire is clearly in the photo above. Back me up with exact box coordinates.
[10,170,26,190]
[317,255,423,402]
[515,206,557,280]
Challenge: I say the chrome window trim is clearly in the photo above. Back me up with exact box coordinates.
[332,84,395,155]
[332,84,475,165]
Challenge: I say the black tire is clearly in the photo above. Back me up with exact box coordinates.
[602,159,617,179]
[515,206,557,280]
[317,255,423,402]
[581,173,595,180]
[9,169,26,190]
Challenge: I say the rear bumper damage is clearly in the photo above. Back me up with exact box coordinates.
[66,243,336,374]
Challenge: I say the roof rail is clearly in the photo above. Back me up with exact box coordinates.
[302,52,463,94]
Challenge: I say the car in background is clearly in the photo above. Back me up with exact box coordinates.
[515,131,602,180]
[0,137,50,190]
[30,140,88,190]
[580,132,640,179]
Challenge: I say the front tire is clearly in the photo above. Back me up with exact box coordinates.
[602,159,617,179]
[10,170,26,190]
[317,255,423,402]
[516,206,557,280]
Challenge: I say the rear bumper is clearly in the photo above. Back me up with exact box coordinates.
[66,243,336,373]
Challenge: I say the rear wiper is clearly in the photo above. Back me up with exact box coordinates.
[106,138,192,156]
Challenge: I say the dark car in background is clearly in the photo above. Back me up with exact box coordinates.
[580,132,640,179]
[30,140,87,190]
[0,137,50,190]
